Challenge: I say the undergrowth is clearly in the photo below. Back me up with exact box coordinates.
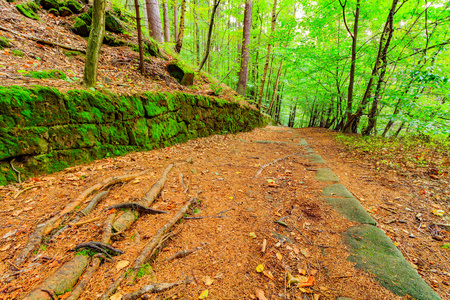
[336,134,450,173]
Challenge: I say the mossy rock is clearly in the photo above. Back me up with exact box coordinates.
[40,0,60,10]
[79,11,92,25]
[65,0,82,13]
[16,1,40,20]
[59,6,73,17]
[144,39,161,57]
[48,8,59,16]
[22,69,67,79]
[103,33,126,46]
[167,61,195,86]
[71,17,89,37]
[0,37,11,50]
[105,11,123,33]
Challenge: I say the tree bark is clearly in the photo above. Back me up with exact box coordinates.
[267,60,283,115]
[173,0,178,41]
[362,0,399,136]
[134,0,145,74]
[198,0,221,71]
[162,0,170,42]
[145,0,163,43]
[257,0,277,110]
[83,0,106,87]
[236,0,253,96]
[174,0,186,53]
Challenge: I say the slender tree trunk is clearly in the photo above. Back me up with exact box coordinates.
[236,0,253,96]
[198,0,221,71]
[174,0,186,53]
[173,0,178,41]
[194,0,200,64]
[288,105,297,127]
[257,0,277,110]
[162,0,170,42]
[145,0,163,43]
[83,0,106,87]
[253,15,263,102]
[362,0,399,136]
[134,0,145,74]
[267,60,283,114]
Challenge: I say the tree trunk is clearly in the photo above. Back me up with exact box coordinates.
[362,0,399,136]
[257,0,277,110]
[173,0,178,41]
[162,0,170,42]
[194,0,200,64]
[339,0,360,123]
[288,105,297,127]
[267,60,282,115]
[174,0,186,53]
[198,0,221,71]
[83,0,106,88]
[236,0,253,96]
[134,0,145,74]
[145,0,163,43]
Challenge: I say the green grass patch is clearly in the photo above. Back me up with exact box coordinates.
[16,1,40,20]
[21,69,67,79]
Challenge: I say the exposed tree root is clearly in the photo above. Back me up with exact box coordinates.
[14,185,39,199]
[102,197,197,300]
[106,203,168,215]
[66,213,116,300]
[73,242,123,261]
[112,164,173,233]
[15,170,149,266]
[254,153,299,177]
[0,25,87,53]
[121,277,193,300]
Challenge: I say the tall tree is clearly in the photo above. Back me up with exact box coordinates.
[162,0,170,42]
[146,0,163,43]
[198,0,222,71]
[173,0,178,41]
[236,0,253,96]
[83,0,106,87]
[175,0,186,53]
[134,0,145,73]
[257,0,277,110]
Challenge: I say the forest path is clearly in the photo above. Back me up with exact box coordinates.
[0,126,445,300]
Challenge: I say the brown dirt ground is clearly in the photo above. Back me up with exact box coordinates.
[2,126,448,300]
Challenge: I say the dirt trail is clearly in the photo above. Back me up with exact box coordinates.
[0,126,446,300]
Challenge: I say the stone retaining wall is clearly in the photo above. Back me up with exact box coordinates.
[0,86,269,185]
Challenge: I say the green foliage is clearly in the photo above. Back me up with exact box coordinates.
[136,264,153,278]
[65,0,82,13]
[58,6,73,17]
[76,248,97,256]
[16,1,40,20]
[12,49,24,57]
[63,50,85,57]
[0,37,11,49]
[48,8,59,16]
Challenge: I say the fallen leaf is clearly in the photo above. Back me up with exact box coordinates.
[256,264,264,273]
[198,289,209,299]
[203,276,214,286]
[432,209,445,217]
[131,179,140,184]
[116,260,129,271]
[255,288,268,300]
[310,269,318,276]
[298,269,307,275]
[249,232,256,239]
[293,247,299,254]
[2,230,17,239]
[12,210,23,217]
[301,248,311,258]
[276,253,283,260]
[314,294,320,300]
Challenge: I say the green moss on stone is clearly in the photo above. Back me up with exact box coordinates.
[65,0,82,13]
[58,6,73,17]
[16,2,40,20]
[71,17,89,37]
[40,0,60,10]
[22,69,67,80]
[79,11,92,25]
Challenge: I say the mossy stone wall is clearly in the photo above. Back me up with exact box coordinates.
[0,86,269,185]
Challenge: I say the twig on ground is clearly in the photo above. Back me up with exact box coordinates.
[293,226,313,245]
[254,153,299,178]
[165,247,201,262]
[14,185,39,199]
[10,159,21,183]
[68,217,101,227]
[122,277,193,300]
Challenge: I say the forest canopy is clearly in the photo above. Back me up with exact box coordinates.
[111,0,449,136]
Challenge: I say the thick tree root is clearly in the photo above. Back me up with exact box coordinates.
[102,197,197,300]
[66,213,116,300]
[73,242,123,261]
[15,170,149,266]
[112,164,173,233]
[106,203,168,215]
[122,277,193,300]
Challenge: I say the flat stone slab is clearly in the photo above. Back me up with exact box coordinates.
[322,184,354,198]
[324,197,376,225]
[298,139,308,146]
[315,168,339,182]
[306,147,315,154]
[344,225,441,300]
[304,153,325,163]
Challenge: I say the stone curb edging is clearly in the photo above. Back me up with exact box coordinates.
[299,138,441,300]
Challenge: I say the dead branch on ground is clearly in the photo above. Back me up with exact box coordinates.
[106,203,168,215]
[165,246,201,262]
[254,153,299,178]
[122,277,193,300]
